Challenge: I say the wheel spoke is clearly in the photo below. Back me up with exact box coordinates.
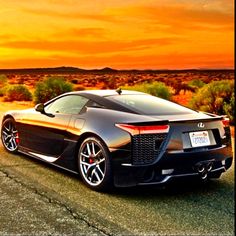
[90,168,96,180]
[81,153,89,158]
[80,161,90,166]
[96,165,105,178]
[81,161,96,170]
[95,150,102,157]
[91,142,96,155]
[4,126,10,132]
[3,134,11,141]
[12,138,17,148]
[94,169,101,182]
[6,138,11,147]
[86,143,91,155]
[98,158,105,164]
[10,139,14,149]
[2,130,9,136]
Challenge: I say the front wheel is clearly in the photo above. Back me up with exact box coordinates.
[78,137,112,191]
[1,118,19,153]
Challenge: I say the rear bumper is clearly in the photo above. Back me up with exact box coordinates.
[137,161,231,186]
[112,145,233,187]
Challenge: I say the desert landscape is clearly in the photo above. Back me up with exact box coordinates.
[0,68,234,106]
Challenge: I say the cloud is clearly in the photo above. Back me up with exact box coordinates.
[21,7,118,23]
[109,4,234,31]
[52,28,107,38]
[0,34,16,40]
[0,51,233,70]
[0,37,180,54]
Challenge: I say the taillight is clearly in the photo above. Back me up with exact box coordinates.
[115,124,169,136]
[222,117,230,127]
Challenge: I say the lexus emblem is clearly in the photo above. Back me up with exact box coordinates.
[198,122,205,128]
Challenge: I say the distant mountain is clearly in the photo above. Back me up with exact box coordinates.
[0,66,233,74]
[98,67,118,72]
[0,66,85,74]
[0,66,119,74]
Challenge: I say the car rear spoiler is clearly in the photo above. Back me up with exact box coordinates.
[168,116,223,123]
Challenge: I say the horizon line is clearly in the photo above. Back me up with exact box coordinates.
[0,66,234,71]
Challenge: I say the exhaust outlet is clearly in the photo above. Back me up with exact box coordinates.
[206,162,213,172]
[201,172,208,180]
[197,164,205,173]
[195,161,214,180]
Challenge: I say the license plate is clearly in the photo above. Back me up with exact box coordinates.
[189,131,210,147]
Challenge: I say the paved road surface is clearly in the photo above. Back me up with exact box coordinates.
[0,169,105,235]
[0,112,234,235]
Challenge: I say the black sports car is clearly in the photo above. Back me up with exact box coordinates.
[1,90,233,191]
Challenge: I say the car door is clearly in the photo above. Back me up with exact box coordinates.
[21,95,89,157]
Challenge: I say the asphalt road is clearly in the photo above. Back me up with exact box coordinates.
[0,113,234,235]
[0,143,234,235]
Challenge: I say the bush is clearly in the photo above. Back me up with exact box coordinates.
[34,76,73,104]
[4,85,32,102]
[0,74,8,96]
[0,86,8,97]
[0,74,7,85]
[122,82,172,100]
[188,79,205,89]
[223,92,235,123]
[187,79,205,93]
[189,80,234,123]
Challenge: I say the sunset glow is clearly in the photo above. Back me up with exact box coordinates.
[0,0,234,69]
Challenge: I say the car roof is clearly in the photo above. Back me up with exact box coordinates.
[68,89,146,97]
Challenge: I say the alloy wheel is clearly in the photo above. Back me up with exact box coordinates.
[79,137,110,189]
[1,118,19,152]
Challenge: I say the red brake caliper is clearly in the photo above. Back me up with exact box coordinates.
[15,132,19,144]
[89,157,94,164]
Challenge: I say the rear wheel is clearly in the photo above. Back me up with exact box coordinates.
[78,137,112,191]
[1,118,19,153]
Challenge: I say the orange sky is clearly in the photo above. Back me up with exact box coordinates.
[0,0,234,69]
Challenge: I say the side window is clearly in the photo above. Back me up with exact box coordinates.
[45,95,89,115]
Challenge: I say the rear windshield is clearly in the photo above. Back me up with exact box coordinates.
[106,94,196,115]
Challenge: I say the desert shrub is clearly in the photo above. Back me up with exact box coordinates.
[34,76,73,104]
[0,74,7,85]
[189,80,234,123]
[0,86,8,97]
[0,74,8,96]
[4,85,32,102]
[188,79,205,90]
[122,81,172,100]
[223,92,235,123]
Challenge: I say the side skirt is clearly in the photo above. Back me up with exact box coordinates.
[18,147,79,175]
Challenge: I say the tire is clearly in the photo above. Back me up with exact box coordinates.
[78,137,113,191]
[1,118,19,153]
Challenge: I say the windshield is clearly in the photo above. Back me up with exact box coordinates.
[106,94,196,115]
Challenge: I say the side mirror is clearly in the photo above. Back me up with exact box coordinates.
[35,103,45,113]
[35,103,55,117]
